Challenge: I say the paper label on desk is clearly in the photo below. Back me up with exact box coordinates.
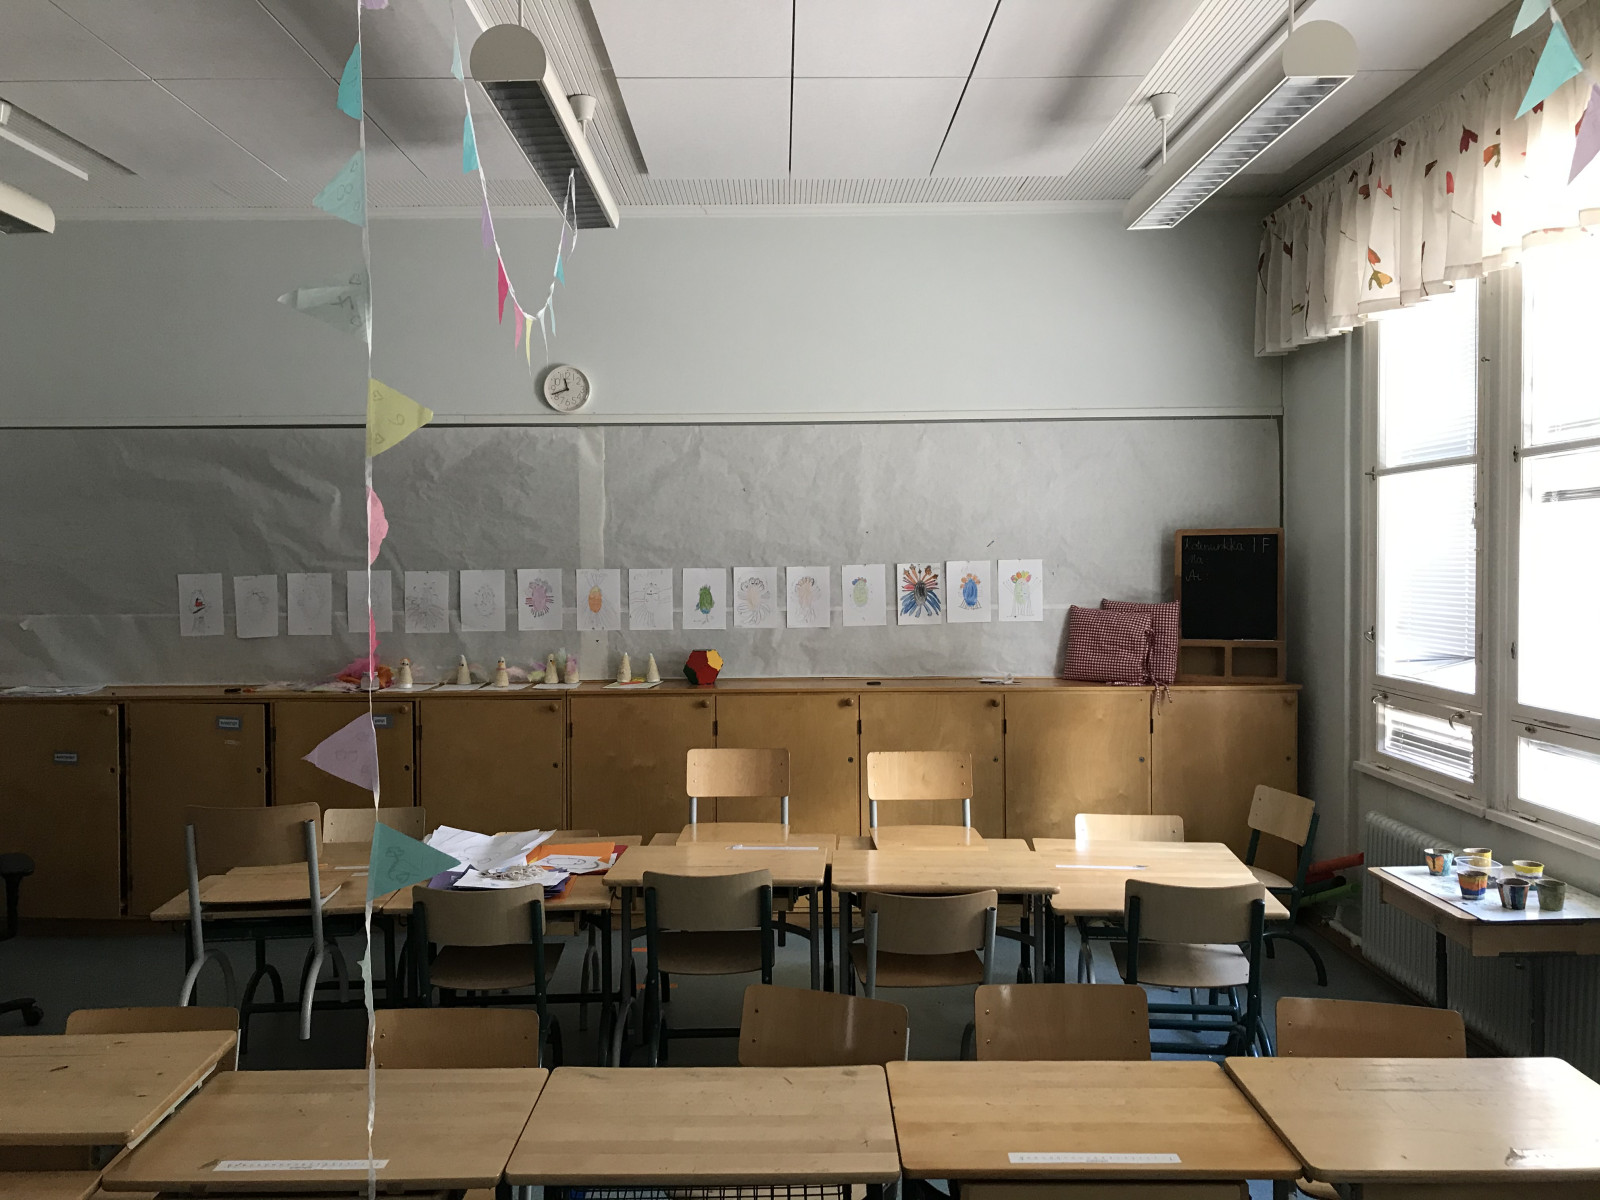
[1054,864,1147,870]
[215,1159,389,1171]
[730,844,818,851]
[1009,1152,1180,1165]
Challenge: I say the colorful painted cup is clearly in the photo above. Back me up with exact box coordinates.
[1512,859,1545,880]
[1498,877,1531,911]
[1458,869,1490,901]
[1458,847,1494,868]
[1424,847,1455,875]
[1537,878,1567,911]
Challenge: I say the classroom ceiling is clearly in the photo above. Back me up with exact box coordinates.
[0,0,1509,217]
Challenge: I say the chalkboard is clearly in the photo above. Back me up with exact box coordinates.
[1177,530,1281,641]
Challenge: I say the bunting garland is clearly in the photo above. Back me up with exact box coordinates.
[1514,3,1600,182]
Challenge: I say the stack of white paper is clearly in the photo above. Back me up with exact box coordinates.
[454,865,570,891]
[423,826,555,873]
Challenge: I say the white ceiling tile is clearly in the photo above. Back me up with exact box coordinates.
[258,0,461,80]
[794,0,993,77]
[975,0,1202,78]
[0,0,143,82]
[791,77,964,176]
[1240,70,1415,176]
[162,78,422,183]
[364,78,532,181]
[591,0,792,77]
[1301,0,1509,71]
[935,75,1141,176]
[50,0,326,81]
[619,77,790,177]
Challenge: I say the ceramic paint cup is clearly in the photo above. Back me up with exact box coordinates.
[1537,878,1567,911]
[1458,847,1493,868]
[1498,877,1531,911]
[1458,869,1490,901]
[1424,847,1455,875]
[1512,859,1545,880]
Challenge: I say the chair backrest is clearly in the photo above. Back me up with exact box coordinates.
[322,806,427,845]
[1125,879,1262,944]
[738,984,909,1067]
[65,1007,240,1070]
[185,804,321,876]
[371,1008,541,1068]
[866,751,972,802]
[1074,813,1186,843]
[864,890,997,956]
[1276,997,1466,1058]
[643,869,773,931]
[974,984,1150,1061]
[686,748,790,799]
[413,886,543,947]
[1248,785,1316,847]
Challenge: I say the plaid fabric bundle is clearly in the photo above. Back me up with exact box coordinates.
[1102,599,1180,684]
[1064,605,1152,683]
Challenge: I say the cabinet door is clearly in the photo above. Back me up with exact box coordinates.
[569,694,715,839]
[859,692,1006,836]
[1005,689,1151,841]
[272,699,415,810]
[715,693,860,835]
[419,698,565,832]
[0,702,122,918]
[1152,687,1298,868]
[126,702,268,916]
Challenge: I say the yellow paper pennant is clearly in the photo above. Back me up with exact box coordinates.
[366,379,434,458]
[524,311,534,365]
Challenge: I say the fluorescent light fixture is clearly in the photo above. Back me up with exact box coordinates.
[1124,20,1356,231]
[469,24,620,229]
[0,179,55,234]
[0,103,88,180]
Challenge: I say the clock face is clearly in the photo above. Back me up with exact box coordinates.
[542,364,591,413]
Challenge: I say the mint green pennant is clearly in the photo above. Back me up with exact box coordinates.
[368,821,459,900]
[1518,22,1583,118]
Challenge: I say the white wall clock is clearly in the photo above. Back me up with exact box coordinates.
[542,363,592,413]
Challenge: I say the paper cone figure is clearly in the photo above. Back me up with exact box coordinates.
[302,713,378,792]
[454,655,472,686]
[645,653,660,684]
[545,652,559,683]
[368,822,459,900]
[494,657,510,688]
[617,652,631,683]
[396,658,413,690]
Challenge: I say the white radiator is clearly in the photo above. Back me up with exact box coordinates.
[1362,811,1600,1077]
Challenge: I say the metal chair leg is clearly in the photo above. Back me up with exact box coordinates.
[1267,929,1329,986]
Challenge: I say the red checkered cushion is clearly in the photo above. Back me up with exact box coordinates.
[1064,605,1152,684]
[1102,599,1180,684]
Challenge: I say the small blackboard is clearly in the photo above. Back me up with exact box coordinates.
[1176,529,1282,641]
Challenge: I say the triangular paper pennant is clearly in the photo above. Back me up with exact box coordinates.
[278,268,369,337]
[1513,0,1551,35]
[525,311,535,364]
[369,822,459,900]
[555,252,565,285]
[303,713,379,792]
[496,259,510,322]
[367,484,388,564]
[480,196,494,251]
[462,111,480,173]
[450,31,464,81]
[1519,22,1584,118]
[366,379,434,458]
[538,307,548,358]
[337,43,362,119]
[1573,85,1600,181]
[313,151,366,226]
[548,295,556,336]
[514,304,525,349]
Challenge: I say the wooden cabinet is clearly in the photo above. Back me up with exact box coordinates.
[569,694,715,839]
[418,698,565,832]
[271,699,415,811]
[1005,689,1151,840]
[714,693,860,834]
[0,702,122,918]
[125,701,268,916]
[859,691,1006,836]
[1153,686,1298,871]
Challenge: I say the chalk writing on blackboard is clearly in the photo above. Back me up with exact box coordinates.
[1179,532,1279,641]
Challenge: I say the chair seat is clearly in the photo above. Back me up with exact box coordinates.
[1249,864,1293,890]
[657,930,765,976]
[850,946,985,989]
[429,942,563,992]
[1297,1178,1339,1200]
[1111,940,1251,989]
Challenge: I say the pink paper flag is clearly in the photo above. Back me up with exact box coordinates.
[366,485,388,564]
[514,303,525,348]
[1572,85,1600,182]
[497,259,510,323]
[303,712,379,792]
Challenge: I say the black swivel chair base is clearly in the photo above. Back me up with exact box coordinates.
[0,996,43,1026]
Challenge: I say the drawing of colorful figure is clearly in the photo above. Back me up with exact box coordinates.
[737,575,773,625]
[1008,569,1032,617]
[696,585,716,615]
[900,564,941,617]
[190,591,210,632]
[850,576,870,607]
[524,578,555,618]
[792,575,823,622]
[959,573,981,610]
[587,585,604,615]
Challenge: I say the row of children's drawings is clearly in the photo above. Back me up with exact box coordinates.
[177,561,1046,639]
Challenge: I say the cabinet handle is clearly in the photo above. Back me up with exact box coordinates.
[988,698,1000,708]
[697,699,711,708]
[546,703,560,713]
[840,697,855,707]
[103,706,117,717]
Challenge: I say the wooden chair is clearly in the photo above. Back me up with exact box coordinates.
[686,748,790,826]
[1112,879,1267,1057]
[1243,785,1328,987]
[851,889,996,1058]
[964,1186,1246,1200]
[974,984,1149,1061]
[371,1007,542,1068]
[638,869,774,1067]
[322,805,427,845]
[1074,813,1186,842]
[738,983,909,1067]
[866,750,973,831]
[64,1006,240,1070]
[411,886,563,1065]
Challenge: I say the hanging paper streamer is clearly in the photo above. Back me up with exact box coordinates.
[304,712,379,792]
[462,111,479,173]
[366,379,434,457]
[1518,21,1583,117]
[497,259,510,322]
[278,268,369,337]
[1512,0,1551,35]
[450,31,464,82]
[480,196,494,251]
[368,823,459,900]
[367,485,388,563]
[337,43,363,119]
[1573,85,1600,181]
[314,150,367,226]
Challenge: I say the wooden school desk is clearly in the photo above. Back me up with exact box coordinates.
[506,1065,899,1191]
[1226,1055,1600,1198]
[98,1068,546,1196]
[872,825,986,848]
[0,1173,100,1200]
[0,1031,236,1160]
[1370,865,1600,1055]
[888,1060,1300,1187]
